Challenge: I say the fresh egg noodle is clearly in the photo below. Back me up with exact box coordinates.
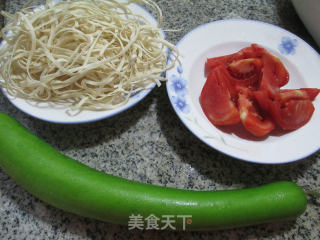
[0,0,179,111]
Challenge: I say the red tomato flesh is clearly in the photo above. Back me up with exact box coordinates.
[238,93,275,137]
[200,66,240,126]
[268,99,315,130]
[228,58,262,78]
[278,89,320,103]
[299,88,320,101]
[264,51,289,87]
[205,44,264,76]
[259,52,280,98]
[200,44,318,137]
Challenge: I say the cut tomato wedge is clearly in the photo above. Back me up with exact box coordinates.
[254,88,319,112]
[259,51,289,91]
[268,99,315,130]
[200,66,240,126]
[254,89,318,131]
[238,93,275,137]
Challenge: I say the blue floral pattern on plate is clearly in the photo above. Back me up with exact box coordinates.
[171,95,190,114]
[168,66,190,114]
[278,36,298,55]
[169,74,188,97]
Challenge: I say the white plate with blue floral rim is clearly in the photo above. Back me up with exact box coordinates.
[0,2,160,124]
[166,19,320,164]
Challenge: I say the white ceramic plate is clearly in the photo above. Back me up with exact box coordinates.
[166,19,320,164]
[0,2,160,124]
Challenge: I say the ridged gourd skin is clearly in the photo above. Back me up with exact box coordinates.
[0,113,307,231]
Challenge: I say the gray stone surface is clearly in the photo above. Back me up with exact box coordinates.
[0,0,319,239]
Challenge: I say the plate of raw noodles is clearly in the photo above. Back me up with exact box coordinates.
[0,0,179,123]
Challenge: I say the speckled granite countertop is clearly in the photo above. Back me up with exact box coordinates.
[0,0,320,239]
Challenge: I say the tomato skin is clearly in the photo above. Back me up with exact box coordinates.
[238,93,275,137]
[200,67,240,126]
[268,99,315,130]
